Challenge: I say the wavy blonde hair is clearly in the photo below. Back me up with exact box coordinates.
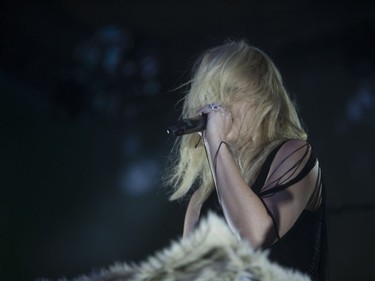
[166,40,307,203]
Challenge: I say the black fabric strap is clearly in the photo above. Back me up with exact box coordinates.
[259,149,317,197]
[252,141,288,194]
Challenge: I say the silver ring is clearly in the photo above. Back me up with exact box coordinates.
[209,104,221,110]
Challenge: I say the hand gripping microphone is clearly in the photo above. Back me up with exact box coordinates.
[166,114,207,136]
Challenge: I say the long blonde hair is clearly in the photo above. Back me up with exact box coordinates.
[166,40,307,203]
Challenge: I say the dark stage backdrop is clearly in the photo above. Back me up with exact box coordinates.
[1,1,375,280]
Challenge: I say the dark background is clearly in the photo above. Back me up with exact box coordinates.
[1,1,375,280]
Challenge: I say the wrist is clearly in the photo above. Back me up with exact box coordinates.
[204,133,226,147]
[207,140,228,158]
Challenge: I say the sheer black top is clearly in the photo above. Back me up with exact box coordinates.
[200,141,328,281]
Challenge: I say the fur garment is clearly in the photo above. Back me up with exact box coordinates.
[47,213,311,281]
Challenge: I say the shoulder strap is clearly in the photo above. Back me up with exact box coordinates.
[252,141,288,194]
[259,149,317,197]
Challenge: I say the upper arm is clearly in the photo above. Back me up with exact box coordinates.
[183,188,204,238]
[260,139,322,240]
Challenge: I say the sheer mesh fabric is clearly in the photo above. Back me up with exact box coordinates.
[200,140,328,280]
[253,140,323,241]
[252,140,327,281]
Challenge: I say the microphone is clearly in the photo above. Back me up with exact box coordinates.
[167,114,207,136]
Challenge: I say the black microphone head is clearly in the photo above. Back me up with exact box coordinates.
[166,125,185,136]
[167,114,207,136]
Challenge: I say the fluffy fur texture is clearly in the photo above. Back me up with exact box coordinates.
[46,213,310,281]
